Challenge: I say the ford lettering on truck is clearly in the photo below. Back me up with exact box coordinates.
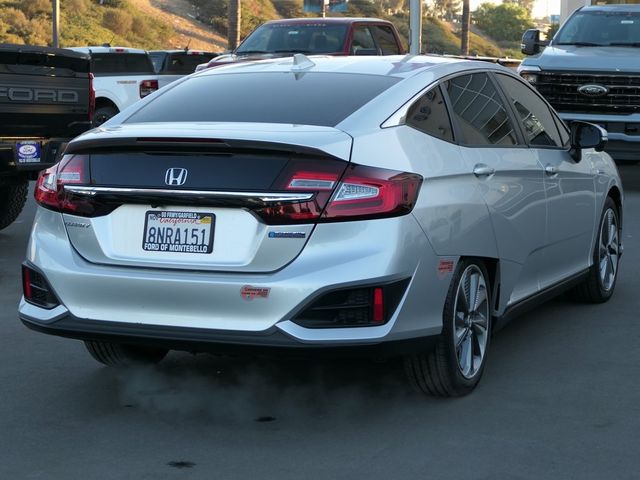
[0,86,79,103]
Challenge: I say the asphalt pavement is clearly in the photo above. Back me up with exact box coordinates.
[1,168,640,479]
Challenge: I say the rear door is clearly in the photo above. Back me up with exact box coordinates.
[494,73,596,287]
[446,71,548,304]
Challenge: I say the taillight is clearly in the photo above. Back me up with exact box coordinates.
[254,158,347,224]
[34,155,107,217]
[88,73,95,122]
[323,165,422,222]
[253,162,422,225]
[139,79,159,98]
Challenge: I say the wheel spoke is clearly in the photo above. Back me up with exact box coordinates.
[458,333,472,376]
[600,256,608,280]
[456,326,469,349]
[472,313,488,333]
[469,273,479,312]
[458,281,470,316]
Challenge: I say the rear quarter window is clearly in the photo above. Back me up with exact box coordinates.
[124,72,400,127]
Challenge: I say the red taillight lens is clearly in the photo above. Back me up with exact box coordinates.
[254,159,347,224]
[253,161,422,225]
[88,73,95,122]
[322,165,422,222]
[34,155,92,215]
[139,79,159,98]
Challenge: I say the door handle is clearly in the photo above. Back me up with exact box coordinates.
[473,164,495,177]
[545,164,558,176]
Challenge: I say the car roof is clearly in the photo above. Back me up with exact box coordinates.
[196,54,503,80]
[67,46,148,54]
[262,17,393,26]
[581,4,640,12]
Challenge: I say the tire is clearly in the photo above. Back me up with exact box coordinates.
[0,181,28,231]
[569,196,620,303]
[93,106,118,127]
[84,341,168,367]
[405,259,492,397]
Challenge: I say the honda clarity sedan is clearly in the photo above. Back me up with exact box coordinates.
[19,54,622,396]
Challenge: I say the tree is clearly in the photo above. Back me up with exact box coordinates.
[461,0,469,54]
[504,0,535,17]
[473,3,534,43]
[433,0,462,21]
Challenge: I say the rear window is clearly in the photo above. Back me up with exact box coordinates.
[124,72,399,127]
[236,24,348,54]
[161,53,216,74]
[91,53,155,75]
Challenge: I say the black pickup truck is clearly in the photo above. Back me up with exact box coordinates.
[0,44,93,230]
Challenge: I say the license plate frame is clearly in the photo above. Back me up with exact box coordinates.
[142,210,215,254]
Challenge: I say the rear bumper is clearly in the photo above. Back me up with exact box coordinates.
[21,207,453,347]
[19,300,437,357]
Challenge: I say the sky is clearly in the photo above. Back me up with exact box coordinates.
[468,0,561,17]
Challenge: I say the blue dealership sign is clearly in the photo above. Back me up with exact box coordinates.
[304,0,349,13]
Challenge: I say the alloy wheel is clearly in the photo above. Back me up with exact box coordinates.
[453,265,490,379]
[599,208,619,292]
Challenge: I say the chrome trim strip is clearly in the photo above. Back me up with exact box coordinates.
[63,186,314,203]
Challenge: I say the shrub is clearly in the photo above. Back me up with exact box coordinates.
[102,8,133,36]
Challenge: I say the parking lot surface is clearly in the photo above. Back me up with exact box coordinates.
[2,167,640,479]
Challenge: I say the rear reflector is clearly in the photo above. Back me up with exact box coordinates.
[22,264,59,309]
[292,279,409,328]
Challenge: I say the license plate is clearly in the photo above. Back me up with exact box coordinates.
[142,210,214,254]
[15,141,42,164]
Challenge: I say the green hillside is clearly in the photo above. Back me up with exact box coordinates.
[0,0,512,58]
[0,0,173,48]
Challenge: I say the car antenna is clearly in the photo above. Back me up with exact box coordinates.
[184,39,192,52]
[291,53,315,71]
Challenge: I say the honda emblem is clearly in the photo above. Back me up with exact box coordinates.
[165,168,188,186]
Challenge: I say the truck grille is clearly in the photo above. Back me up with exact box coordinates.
[536,71,640,114]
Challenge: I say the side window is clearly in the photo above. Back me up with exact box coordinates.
[445,73,518,146]
[406,86,454,142]
[351,26,376,54]
[370,25,400,55]
[495,74,563,148]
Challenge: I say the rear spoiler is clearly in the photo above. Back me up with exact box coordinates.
[64,136,342,159]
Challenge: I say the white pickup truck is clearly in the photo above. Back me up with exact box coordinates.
[68,46,159,125]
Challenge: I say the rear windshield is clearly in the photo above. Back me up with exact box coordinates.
[236,24,349,54]
[161,53,217,74]
[554,10,640,46]
[91,53,155,75]
[124,72,399,127]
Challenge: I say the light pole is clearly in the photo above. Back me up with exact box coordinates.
[409,0,422,54]
[52,0,60,48]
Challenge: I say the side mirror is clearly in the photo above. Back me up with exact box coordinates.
[569,121,608,162]
[521,29,548,55]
